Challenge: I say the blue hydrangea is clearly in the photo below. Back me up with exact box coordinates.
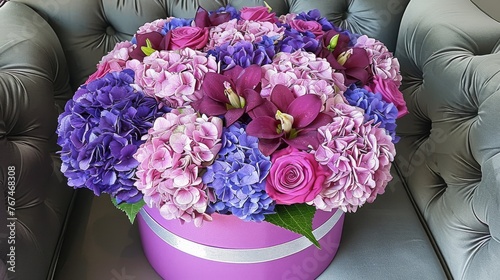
[161,18,193,35]
[202,122,275,222]
[208,37,276,70]
[344,84,400,143]
[57,69,170,203]
[211,5,241,20]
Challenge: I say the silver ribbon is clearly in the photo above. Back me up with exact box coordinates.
[139,208,343,264]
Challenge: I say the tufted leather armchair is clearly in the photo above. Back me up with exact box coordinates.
[1,0,498,279]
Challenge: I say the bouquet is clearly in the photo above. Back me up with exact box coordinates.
[57,4,407,245]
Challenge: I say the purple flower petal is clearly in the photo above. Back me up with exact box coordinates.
[202,72,231,103]
[287,94,322,128]
[233,65,262,94]
[242,89,264,112]
[224,108,245,127]
[246,116,282,139]
[258,138,283,157]
[270,84,295,113]
[283,130,321,151]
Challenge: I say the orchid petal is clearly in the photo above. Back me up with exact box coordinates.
[242,89,264,112]
[234,65,262,94]
[247,99,277,120]
[197,96,227,116]
[287,94,322,128]
[270,84,295,113]
[202,72,232,102]
[224,108,245,127]
[283,130,321,150]
[258,138,283,157]
[307,112,334,129]
[246,117,282,139]
[223,65,244,81]
[194,6,210,28]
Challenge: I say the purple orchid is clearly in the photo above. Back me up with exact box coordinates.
[193,65,263,126]
[246,85,333,156]
[317,30,370,86]
[194,6,232,28]
[129,32,164,61]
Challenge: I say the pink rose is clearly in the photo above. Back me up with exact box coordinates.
[85,62,112,84]
[240,6,276,23]
[365,76,408,118]
[288,19,324,37]
[167,26,209,50]
[266,147,328,205]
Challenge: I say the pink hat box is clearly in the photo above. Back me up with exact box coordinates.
[137,205,345,280]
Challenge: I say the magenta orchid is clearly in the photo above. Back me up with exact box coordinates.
[193,65,264,126]
[246,84,333,156]
[316,30,371,86]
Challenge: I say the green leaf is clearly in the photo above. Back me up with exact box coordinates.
[265,204,319,248]
[111,197,145,224]
[141,38,156,56]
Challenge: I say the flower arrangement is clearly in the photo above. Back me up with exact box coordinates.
[57,4,407,245]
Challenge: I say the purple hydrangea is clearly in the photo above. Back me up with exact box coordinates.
[208,38,276,70]
[277,28,319,53]
[57,69,169,203]
[202,122,275,222]
[344,84,399,143]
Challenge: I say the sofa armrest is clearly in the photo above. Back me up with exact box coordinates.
[0,2,75,279]
[395,0,500,278]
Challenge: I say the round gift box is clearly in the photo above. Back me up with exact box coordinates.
[137,206,344,280]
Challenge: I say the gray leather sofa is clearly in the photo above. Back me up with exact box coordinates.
[0,0,498,279]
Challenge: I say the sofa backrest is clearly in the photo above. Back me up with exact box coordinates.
[395,0,500,278]
[11,0,409,90]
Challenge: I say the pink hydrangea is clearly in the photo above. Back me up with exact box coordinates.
[136,18,174,34]
[205,18,284,50]
[261,51,347,109]
[311,103,396,212]
[85,41,133,84]
[354,35,402,86]
[125,48,217,107]
[134,107,223,226]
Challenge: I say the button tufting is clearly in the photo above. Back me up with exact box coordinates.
[106,25,116,36]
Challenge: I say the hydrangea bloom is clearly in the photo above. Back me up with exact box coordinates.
[206,18,284,50]
[211,5,241,20]
[133,107,223,226]
[208,37,276,70]
[125,48,218,108]
[276,27,319,53]
[354,35,402,86]
[86,41,133,84]
[57,69,169,203]
[312,103,395,212]
[261,50,346,107]
[203,122,274,222]
[343,85,399,142]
